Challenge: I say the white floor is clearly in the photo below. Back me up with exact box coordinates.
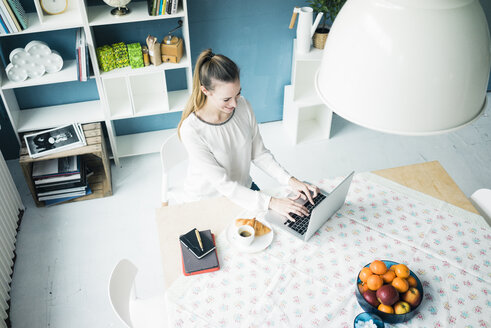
[6,99,491,328]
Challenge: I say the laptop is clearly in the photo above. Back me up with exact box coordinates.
[265,171,354,241]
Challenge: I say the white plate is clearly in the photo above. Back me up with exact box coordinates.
[226,219,274,253]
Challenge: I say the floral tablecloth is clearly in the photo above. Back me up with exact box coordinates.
[165,173,490,328]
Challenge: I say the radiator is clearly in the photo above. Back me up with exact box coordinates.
[0,150,24,327]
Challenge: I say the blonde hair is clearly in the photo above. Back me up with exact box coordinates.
[177,49,240,138]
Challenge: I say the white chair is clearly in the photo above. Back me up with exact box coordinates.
[108,259,167,328]
[160,133,188,207]
[470,189,491,227]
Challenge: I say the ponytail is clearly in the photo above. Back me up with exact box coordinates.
[177,49,240,138]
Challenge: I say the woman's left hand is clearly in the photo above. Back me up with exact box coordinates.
[288,177,320,205]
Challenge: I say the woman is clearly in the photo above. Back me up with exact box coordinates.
[178,49,319,221]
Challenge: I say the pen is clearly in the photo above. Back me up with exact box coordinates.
[195,229,204,251]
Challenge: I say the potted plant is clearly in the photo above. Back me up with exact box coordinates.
[308,0,346,49]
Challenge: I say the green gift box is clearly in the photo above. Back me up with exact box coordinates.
[127,43,144,69]
[96,45,115,72]
[111,42,129,68]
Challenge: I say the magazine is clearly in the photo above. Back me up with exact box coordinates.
[24,124,86,159]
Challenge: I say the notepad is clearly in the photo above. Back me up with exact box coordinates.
[179,228,216,259]
[180,231,219,276]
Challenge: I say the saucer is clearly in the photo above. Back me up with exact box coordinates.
[226,220,274,253]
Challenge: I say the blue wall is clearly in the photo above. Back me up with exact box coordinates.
[114,0,302,135]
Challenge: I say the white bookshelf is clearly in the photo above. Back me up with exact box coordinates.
[0,0,193,166]
[283,40,332,145]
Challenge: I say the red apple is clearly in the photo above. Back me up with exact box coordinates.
[401,287,421,308]
[394,301,411,314]
[363,290,381,308]
[376,284,399,306]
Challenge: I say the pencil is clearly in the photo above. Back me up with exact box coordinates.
[195,229,204,251]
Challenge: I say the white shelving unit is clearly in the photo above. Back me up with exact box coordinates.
[283,39,332,145]
[0,0,193,166]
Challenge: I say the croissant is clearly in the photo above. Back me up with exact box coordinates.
[235,218,271,236]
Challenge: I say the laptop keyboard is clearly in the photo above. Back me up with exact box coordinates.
[284,193,327,235]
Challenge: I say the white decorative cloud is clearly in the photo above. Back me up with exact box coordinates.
[6,41,63,83]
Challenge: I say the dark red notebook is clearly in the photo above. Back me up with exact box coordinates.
[180,232,220,276]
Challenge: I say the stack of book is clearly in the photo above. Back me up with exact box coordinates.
[147,0,179,16]
[0,0,27,34]
[76,28,89,82]
[32,156,92,206]
[179,229,219,276]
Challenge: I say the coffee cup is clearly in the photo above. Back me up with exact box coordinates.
[235,225,255,247]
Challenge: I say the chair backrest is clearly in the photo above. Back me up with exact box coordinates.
[470,188,491,227]
[108,259,138,328]
[160,133,188,206]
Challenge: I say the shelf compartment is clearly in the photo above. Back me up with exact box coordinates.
[16,100,104,133]
[103,77,133,119]
[115,128,176,158]
[168,89,189,112]
[296,104,332,144]
[99,53,190,79]
[1,60,78,90]
[88,2,185,26]
[129,72,168,116]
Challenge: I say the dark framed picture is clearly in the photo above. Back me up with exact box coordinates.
[24,124,86,159]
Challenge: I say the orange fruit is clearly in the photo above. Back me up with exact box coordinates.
[407,275,417,288]
[392,277,409,293]
[369,260,388,275]
[381,270,396,284]
[367,274,384,291]
[358,282,369,294]
[378,304,394,314]
[359,267,373,283]
[394,264,410,279]
[389,265,396,272]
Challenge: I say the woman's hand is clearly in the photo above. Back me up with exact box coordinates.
[269,195,310,222]
[288,177,320,205]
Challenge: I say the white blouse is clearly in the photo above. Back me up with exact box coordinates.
[180,96,291,212]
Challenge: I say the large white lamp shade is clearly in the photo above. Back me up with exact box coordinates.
[315,0,491,135]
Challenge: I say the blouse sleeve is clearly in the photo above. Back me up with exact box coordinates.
[247,101,292,186]
[181,122,272,212]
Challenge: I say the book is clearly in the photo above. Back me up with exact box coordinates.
[24,123,87,159]
[34,173,81,185]
[0,13,8,34]
[1,0,20,32]
[32,156,80,178]
[44,187,92,206]
[36,163,88,195]
[6,0,27,30]
[0,3,14,33]
[38,189,87,201]
[171,0,178,14]
[180,232,219,276]
[166,0,171,15]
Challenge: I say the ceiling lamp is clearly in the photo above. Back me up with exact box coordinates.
[315,0,491,135]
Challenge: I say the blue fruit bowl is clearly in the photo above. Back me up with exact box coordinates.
[355,260,424,324]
